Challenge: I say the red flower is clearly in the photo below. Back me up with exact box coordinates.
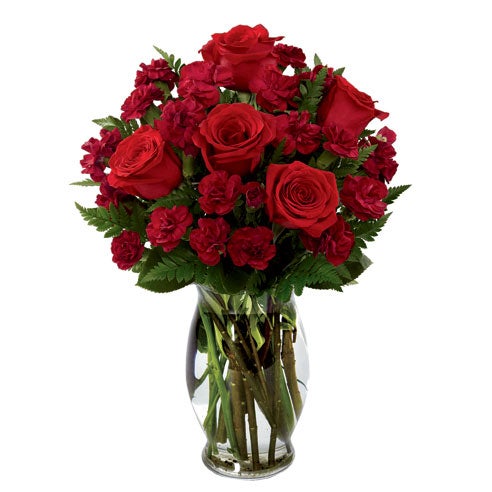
[300,215,355,266]
[95,176,129,208]
[273,43,307,69]
[146,205,193,252]
[193,103,276,176]
[178,61,234,108]
[317,75,389,137]
[108,125,182,200]
[243,181,266,209]
[362,126,398,182]
[134,58,177,89]
[189,217,230,266]
[265,161,339,237]
[250,66,300,112]
[274,111,322,155]
[155,98,206,156]
[200,24,283,91]
[322,123,359,159]
[340,175,388,221]
[120,83,163,122]
[111,230,144,270]
[198,171,242,215]
[227,227,276,270]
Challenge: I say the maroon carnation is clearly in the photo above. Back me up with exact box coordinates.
[300,215,355,266]
[362,126,398,182]
[146,205,193,252]
[250,66,300,112]
[178,61,234,108]
[322,123,359,159]
[111,230,144,270]
[227,227,276,270]
[120,83,163,122]
[135,58,177,89]
[243,181,265,209]
[340,175,388,221]
[95,176,129,208]
[155,98,206,156]
[273,43,307,69]
[189,217,230,266]
[198,171,242,215]
[275,111,322,155]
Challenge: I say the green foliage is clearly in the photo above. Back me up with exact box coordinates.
[315,150,339,170]
[384,184,411,205]
[295,67,327,118]
[270,138,286,164]
[355,144,378,164]
[75,202,147,239]
[92,115,134,138]
[153,45,184,73]
[332,67,345,76]
[313,53,323,66]
[352,213,392,246]
[70,179,99,187]
[148,183,198,211]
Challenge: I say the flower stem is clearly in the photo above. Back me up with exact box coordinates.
[230,367,248,460]
[244,378,260,470]
[281,330,303,420]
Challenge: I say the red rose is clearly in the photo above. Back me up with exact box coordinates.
[155,98,206,157]
[317,75,389,137]
[300,215,355,266]
[189,217,230,266]
[108,125,182,199]
[249,66,300,112]
[120,83,163,122]
[200,24,283,91]
[146,205,193,252]
[340,175,388,221]
[198,171,242,215]
[322,123,359,159]
[227,226,276,270]
[272,43,306,69]
[177,61,234,108]
[193,103,276,176]
[243,181,265,209]
[274,111,322,155]
[265,161,339,237]
[134,59,177,89]
[111,230,144,270]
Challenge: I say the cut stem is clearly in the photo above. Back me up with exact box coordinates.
[281,330,304,420]
[244,378,260,470]
[230,368,248,460]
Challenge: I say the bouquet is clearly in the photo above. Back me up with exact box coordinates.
[74,24,409,478]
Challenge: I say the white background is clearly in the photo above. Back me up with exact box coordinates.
[1,1,491,491]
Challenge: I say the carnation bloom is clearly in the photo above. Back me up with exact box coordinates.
[146,206,193,252]
[227,226,276,270]
[110,230,144,270]
[189,218,230,266]
[275,111,321,155]
[340,175,388,221]
[198,171,242,215]
[134,58,177,89]
[120,83,163,122]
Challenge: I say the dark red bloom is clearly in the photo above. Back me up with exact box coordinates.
[322,123,359,159]
[198,171,242,215]
[273,43,306,69]
[275,111,322,155]
[249,66,300,112]
[95,176,129,208]
[155,98,206,156]
[146,205,193,252]
[134,58,177,89]
[200,24,283,91]
[243,181,266,208]
[120,83,163,122]
[227,227,276,270]
[300,215,355,266]
[299,65,335,91]
[111,230,144,270]
[340,175,388,221]
[189,217,230,266]
[178,61,234,107]
[362,126,398,182]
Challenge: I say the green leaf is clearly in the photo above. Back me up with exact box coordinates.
[153,45,183,73]
[296,66,327,118]
[141,103,161,126]
[352,213,392,244]
[92,115,132,138]
[148,183,197,211]
[271,138,286,163]
[316,150,338,170]
[355,144,378,164]
[313,53,323,66]
[332,67,345,76]
[383,184,411,205]
[70,179,100,187]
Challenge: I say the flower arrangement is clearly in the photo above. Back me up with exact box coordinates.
[74,24,410,477]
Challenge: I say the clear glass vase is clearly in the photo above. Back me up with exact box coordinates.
[186,285,309,479]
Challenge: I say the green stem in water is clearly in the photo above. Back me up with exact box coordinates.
[281,330,304,420]
[244,378,260,470]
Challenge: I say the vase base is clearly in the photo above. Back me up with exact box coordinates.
[201,445,294,480]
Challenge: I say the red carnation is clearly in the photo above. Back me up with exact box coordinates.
[111,230,144,270]
[189,217,230,266]
[362,126,399,182]
[272,43,307,69]
[322,123,359,159]
[275,111,322,155]
[146,205,193,252]
[155,98,206,156]
[135,58,177,89]
[340,175,388,221]
[300,215,355,266]
[243,181,266,209]
[178,61,234,107]
[250,66,300,112]
[198,171,242,215]
[227,226,276,270]
[95,176,129,208]
[121,83,163,122]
